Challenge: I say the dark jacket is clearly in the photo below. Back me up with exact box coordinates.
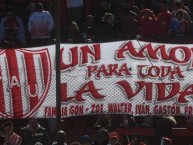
[21,125,51,145]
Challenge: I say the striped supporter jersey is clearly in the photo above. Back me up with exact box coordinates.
[3,133,22,145]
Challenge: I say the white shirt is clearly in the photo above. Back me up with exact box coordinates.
[28,11,54,39]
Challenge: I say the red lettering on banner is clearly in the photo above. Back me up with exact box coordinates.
[116,81,148,100]
[156,82,180,101]
[153,105,180,115]
[135,104,150,115]
[108,103,132,113]
[184,106,193,115]
[44,106,56,117]
[61,81,105,103]
[60,83,75,102]
[91,104,103,113]
[87,63,132,78]
[69,105,84,115]
[178,84,193,103]
[116,41,193,66]
[60,44,101,70]
[80,44,101,64]
[75,81,105,101]
[137,65,184,79]
[44,106,67,117]
[116,80,193,103]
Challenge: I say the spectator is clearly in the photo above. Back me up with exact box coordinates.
[171,1,191,24]
[52,130,67,145]
[82,15,95,32]
[95,114,112,130]
[92,128,110,145]
[152,116,176,145]
[0,121,22,145]
[65,21,82,43]
[121,11,138,40]
[137,9,156,41]
[169,10,189,37]
[155,0,172,42]
[109,132,120,145]
[28,2,54,47]
[80,134,91,145]
[66,0,83,28]
[20,118,51,145]
[120,114,136,128]
[128,134,146,145]
[81,15,98,42]
[99,13,119,42]
[0,10,26,47]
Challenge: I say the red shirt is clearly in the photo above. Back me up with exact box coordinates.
[156,10,172,36]
[4,18,19,29]
[138,16,156,36]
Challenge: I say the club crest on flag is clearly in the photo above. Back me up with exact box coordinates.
[0,49,52,118]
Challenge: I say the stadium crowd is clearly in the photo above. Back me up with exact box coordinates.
[0,0,193,48]
[0,0,193,145]
[0,115,193,145]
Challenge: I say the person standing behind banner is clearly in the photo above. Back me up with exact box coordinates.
[109,132,120,145]
[52,130,67,145]
[0,10,26,47]
[92,128,110,145]
[99,13,119,42]
[0,121,22,145]
[20,118,51,145]
[155,0,172,42]
[28,2,54,47]
[150,116,176,145]
[171,1,191,24]
[137,8,156,41]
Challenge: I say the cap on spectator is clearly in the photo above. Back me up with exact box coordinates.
[80,135,90,143]
[109,132,119,140]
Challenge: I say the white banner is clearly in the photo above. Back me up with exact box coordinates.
[1,40,193,118]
